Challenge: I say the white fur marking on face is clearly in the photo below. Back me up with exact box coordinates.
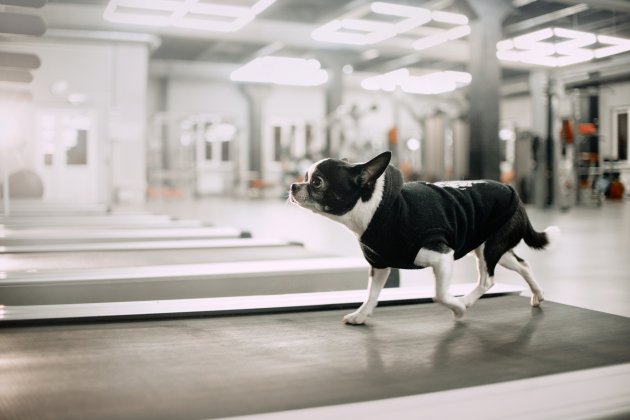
[326,172,385,237]
[306,158,329,182]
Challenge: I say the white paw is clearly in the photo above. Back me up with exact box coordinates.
[343,311,369,325]
[452,305,466,319]
[531,292,545,307]
[458,296,473,309]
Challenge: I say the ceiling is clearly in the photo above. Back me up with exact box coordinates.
[9,0,630,81]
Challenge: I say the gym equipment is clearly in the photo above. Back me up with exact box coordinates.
[0,296,628,419]
[0,226,248,246]
[0,214,206,229]
[0,256,374,305]
[0,238,293,254]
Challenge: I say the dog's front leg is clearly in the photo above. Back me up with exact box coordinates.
[344,267,391,325]
[415,247,466,319]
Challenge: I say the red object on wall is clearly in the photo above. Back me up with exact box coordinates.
[578,123,597,135]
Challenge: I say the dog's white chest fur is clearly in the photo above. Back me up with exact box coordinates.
[325,173,385,237]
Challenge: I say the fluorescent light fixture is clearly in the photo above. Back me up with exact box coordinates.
[595,34,630,58]
[407,137,420,151]
[553,27,596,52]
[431,10,468,25]
[412,33,448,50]
[370,2,431,33]
[361,69,471,95]
[205,123,237,143]
[413,25,471,50]
[496,39,514,51]
[499,128,515,141]
[512,27,554,49]
[230,56,328,87]
[447,25,471,40]
[312,20,371,45]
[312,2,467,46]
[103,0,177,26]
[312,17,397,46]
[103,0,276,32]
[497,27,630,67]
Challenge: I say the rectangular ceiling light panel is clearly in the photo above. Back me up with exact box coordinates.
[361,68,471,95]
[230,56,328,87]
[312,1,467,46]
[103,0,276,32]
[497,27,630,67]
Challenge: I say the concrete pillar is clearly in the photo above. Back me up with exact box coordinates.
[240,84,270,177]
[324,64,343,157]
[467,0,512,180]
[529,70,552,207]
[108,43,149,204]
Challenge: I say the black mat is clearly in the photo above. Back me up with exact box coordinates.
[1,296,629,420]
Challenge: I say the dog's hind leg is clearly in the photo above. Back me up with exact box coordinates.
[416,247,466,319]
[499,251,544,307]
[459,244,495,309]
[344,266,391,325]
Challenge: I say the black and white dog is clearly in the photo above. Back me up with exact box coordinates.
[289,151,560,324]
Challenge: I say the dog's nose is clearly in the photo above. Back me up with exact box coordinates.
[290,183,299,193]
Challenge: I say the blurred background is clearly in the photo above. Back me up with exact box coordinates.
[1,0,629,209]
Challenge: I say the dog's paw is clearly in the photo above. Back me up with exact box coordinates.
[458,296,473,309]
[531,292,545,307]
[343,311,369,325]
[452,306,466,320]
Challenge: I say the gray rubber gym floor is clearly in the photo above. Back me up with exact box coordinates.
[2,296,629,420]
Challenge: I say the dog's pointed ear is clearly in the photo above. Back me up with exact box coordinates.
[358,151,391,186]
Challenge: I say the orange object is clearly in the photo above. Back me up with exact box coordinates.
[608,179,625,199]
[388,127,398,145]
[561,119,574,144]
[578,123,596,135]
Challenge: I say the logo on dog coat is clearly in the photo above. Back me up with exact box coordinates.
[433,180,487,190]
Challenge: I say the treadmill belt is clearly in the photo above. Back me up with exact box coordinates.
[0,246,326,271]
[1,296,629,420]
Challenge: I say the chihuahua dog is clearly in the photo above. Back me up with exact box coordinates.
[289,151,559,324]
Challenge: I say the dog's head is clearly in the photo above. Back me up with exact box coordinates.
[289,151,391,216]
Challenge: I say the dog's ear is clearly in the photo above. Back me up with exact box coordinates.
[357,151,391,186]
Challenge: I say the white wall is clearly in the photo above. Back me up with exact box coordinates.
[501,95,532,131]
[0,39,150,204]
[160,78,249,192]
[155,75,472,190]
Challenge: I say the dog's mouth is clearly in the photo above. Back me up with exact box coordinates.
[289,191,322,212]
[288,191,308,209]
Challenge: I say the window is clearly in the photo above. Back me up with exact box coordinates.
[613,107,629,162]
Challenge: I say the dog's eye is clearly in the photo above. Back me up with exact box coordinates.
[311,177,323,189]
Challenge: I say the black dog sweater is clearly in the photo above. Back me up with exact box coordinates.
[360,166,520,269]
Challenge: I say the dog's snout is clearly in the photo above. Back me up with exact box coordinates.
[290,183,299,193]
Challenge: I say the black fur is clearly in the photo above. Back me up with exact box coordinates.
[308,159,364,215]
[307,152,391,215]
[482,204,546,276]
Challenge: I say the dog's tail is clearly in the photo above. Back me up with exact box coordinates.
[524,221,561,250]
